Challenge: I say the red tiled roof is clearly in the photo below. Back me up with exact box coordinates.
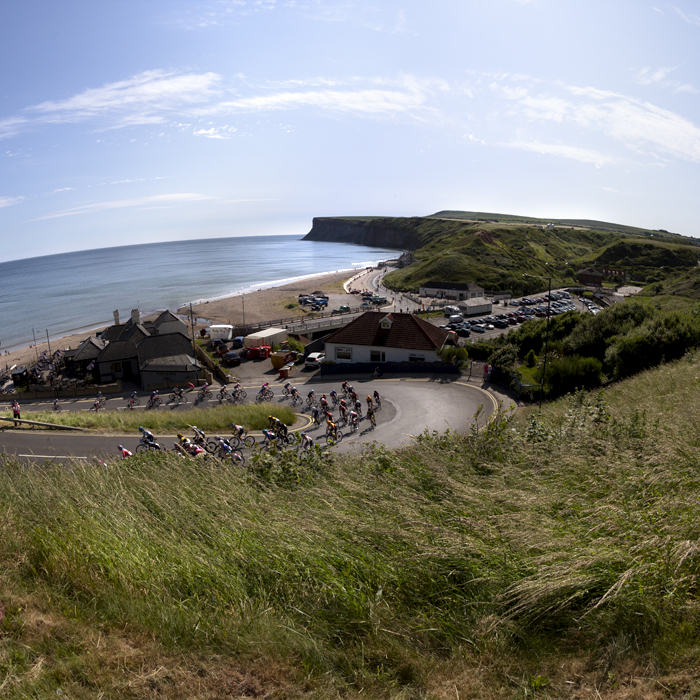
[324,312,449,351]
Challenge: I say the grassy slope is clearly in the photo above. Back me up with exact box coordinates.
[4,355,700,697]
[366,216,700,293]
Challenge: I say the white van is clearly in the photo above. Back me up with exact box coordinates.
[444,306,461,317]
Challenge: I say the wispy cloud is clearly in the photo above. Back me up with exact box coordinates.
[28,193,213,222]
[28,70,221,130]
[0,117,28,141]
[505,140,612,168]
[0,196,24,208]
[194,126,236,139]
[674,5,700,26]
[635,65,696,93]
[491,77,700,164]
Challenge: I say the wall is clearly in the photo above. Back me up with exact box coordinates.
[320,361,458,376]
[325,342,439,364]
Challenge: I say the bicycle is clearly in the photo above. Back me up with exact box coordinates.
[325,430,344,446]
[230,432,256,450]
[255,388,274,403]
[197,389,213,401]
[348,419,359,434]
[128,396,141,406]
[147,396,162,409]
[135,439,166,453]
[52,402,61,412]
[367,413,376,429]
[374,396,382,411]
[169,392,188,404]
[96,396,106,407]
[306,397,318,408]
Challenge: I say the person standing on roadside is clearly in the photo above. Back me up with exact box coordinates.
[12,400,20,426]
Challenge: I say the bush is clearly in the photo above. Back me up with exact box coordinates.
[536,354,602,397]
[525,349,537,367]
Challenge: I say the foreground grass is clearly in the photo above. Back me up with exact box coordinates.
[1,403,297,432]
[4,355,700,696]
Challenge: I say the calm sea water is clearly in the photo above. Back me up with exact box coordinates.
[0,235,400,352]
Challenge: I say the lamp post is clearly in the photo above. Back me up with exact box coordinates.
[523,273,552,411]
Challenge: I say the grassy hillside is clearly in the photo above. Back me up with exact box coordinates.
[4,354,700,697]
[349,214,700,293]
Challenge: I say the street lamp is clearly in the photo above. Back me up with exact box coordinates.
[523,272,552,411]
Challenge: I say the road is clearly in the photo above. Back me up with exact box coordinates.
[0,377,497,462]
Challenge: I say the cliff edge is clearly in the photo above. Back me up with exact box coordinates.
[303,217,424,250]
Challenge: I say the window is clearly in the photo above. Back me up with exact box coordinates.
[408,354,425,363]
[335,347,352,361]
[370,351,386,363]
[110,362,121,372]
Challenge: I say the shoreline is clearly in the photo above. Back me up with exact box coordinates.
[2,267,370,375]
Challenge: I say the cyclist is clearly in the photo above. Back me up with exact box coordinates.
[93,400,101,411]
[216,436,233,455]
[319,394,329,411]
[329,389,338,403]
[268,415,278,429]
[130,390,138,401]
[283,381,293,395]
[311,406,321,426]
[174,386,185,399]
[231,423,246,440]
[348,410,359,430]
[262,428,277,445]
[350,389,358,402]
[290,386,300,401]
[326,419,338,440]
[258,382,270,398]
[307,389,315,402]
[366,395,373,410]
[187,382,196,391]
[201,381,209,393]
[325,410,333,422]
[150,389,159,401]
[373,390,381,407]
[96,391,104,402]
[191,426,206,446]
[341,381,349,394]
[367,406,376,427]
[139,426,156,445]
[339,397,347,411]
[339,402,348,422]
[53,398,59,410]
[300,432,314,450]
[354,398,363,416]
[118,445,132,459]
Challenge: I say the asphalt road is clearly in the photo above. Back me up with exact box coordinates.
[0,377,496,463]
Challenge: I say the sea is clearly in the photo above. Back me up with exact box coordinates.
[0,235,400,352]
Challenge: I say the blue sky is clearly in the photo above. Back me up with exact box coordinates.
[1,0,700,262]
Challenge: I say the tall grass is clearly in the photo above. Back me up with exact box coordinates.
[1,403,296,433]
[4,353,700,696]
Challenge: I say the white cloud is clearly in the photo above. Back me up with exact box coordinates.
[28,193,213,221]
[0,195,24,208]
[0,117,28,141]
[635,65,696,93]
[48,187,74,194]
[111,179,146,184]
[194,126,234,139]
[505,140,612,168]
[674,6,700,26]
[28,70,221,129]
[491,77,700,164]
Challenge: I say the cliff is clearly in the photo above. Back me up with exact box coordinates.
[303,217,426,250]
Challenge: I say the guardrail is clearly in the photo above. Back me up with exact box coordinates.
[237,306,365,333]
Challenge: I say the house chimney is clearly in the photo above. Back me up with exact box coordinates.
[131,308,140,324]
[113,310,120,325]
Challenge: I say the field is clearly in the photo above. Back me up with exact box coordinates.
[3,352,700,697]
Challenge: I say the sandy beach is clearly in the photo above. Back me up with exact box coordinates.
[3,269,369,374]
[179,269,362,328]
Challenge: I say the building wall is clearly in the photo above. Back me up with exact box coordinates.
[158,319,189,336]
[325,342,439,364]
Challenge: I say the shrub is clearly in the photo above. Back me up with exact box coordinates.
[536,354,602,397]
[525,349,537,367]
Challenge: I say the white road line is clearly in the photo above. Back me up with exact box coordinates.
[18,454,88,460]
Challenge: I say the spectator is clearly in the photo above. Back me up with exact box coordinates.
[12,400,20,426]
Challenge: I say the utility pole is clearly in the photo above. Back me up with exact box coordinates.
[189,303,199,382]
[45,329,52,356]
[32,328,39,362]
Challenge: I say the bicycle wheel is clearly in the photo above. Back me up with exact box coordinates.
[53,405,61,413]
[132,397,140,405]
[239,390,247,399]
[232,453,246,467]
[206,440,218,454]
[135,443,148,454]
[179,394,187,404]
[265,389,274,399]
[325,432,343,446]
[243,435,256,449]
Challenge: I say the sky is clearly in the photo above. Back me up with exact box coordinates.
[1,0,700,262]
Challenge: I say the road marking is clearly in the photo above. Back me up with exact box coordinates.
[19,454,88,460]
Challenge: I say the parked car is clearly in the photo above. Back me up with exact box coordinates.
[305,352,325,368]
[232,336,244,348]
[471,324,486,333]
[332,305,351,314]
[222,351,242,367]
